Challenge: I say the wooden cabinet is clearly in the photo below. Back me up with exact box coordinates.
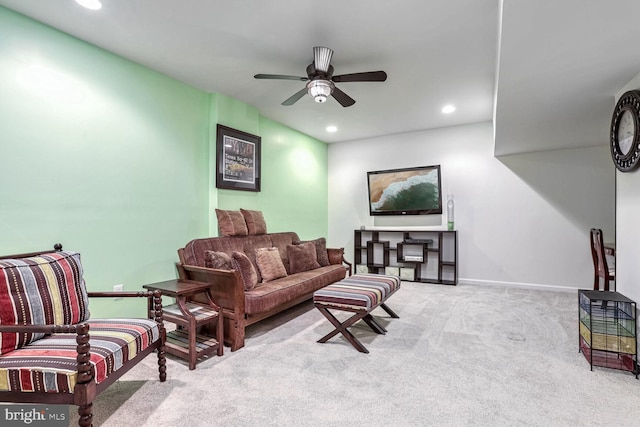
[354,229,457,285]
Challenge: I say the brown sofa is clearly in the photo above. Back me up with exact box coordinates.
[177,232,350,351]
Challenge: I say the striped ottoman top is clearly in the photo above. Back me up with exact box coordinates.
[313,274,401,311]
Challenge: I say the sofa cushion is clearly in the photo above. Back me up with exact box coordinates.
[268,232,299,274]
[240,209,267,235]
[327,248,344,265]
[244,265,347,315]
[181,232,299,268]
[255,247,288,282]
[287,242,321,274]
[0,251,90,355]
[296,237,330,267]
[231,252,258,291]
[0,318,160,392]
[204,251,233,270]
[215,209,248,237]
[243,242,272,283]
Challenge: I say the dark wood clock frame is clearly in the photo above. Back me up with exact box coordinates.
[611,89,640,172]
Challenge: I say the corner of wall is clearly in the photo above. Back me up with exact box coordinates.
[208,93,219,236]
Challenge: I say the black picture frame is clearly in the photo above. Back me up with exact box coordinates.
[216,124,261,192]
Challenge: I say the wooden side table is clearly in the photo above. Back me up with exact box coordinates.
[143,279,223,370]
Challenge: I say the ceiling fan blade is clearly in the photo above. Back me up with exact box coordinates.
[254,74,308,81]
[331,87,356,107]
[313,46,333,73]
[332,71,387,83]
[282,87,308,106]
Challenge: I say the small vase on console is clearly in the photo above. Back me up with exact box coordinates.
[447,194,455,231]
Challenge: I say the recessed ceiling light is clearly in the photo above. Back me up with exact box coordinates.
[75,0,102,10]
[326,125,337,133]
[442,104,456,114]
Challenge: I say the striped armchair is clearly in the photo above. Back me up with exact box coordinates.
[0,245,166,427]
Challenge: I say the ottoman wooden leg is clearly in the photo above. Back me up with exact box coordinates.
[380,302,400,318]
[363,314,386,334]
[313,274,401,354]
[315,306,370,353]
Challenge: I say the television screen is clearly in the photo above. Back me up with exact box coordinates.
[367,165,442,216]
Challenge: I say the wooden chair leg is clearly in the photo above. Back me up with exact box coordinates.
[216,314,224,356]
[77,403,93,427]
[157,345,167,382]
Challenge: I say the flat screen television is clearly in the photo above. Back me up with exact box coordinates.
[367,165,442,216]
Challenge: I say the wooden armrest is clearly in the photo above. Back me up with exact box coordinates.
[175,263,244,314]
[88,290,157,298]
[89,290,165,327]
[0,323,86,334]
[176,263,239,284]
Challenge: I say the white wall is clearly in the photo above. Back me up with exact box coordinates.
[328,122,615,289]
[615,72,640,304]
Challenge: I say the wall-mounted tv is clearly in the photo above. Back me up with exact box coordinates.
[367,165,442,216]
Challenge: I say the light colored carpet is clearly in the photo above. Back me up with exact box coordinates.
[71,282,640,426]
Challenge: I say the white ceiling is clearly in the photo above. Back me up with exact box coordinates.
[1,0,639,155]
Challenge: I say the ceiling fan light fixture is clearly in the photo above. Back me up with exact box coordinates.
[307,80,334,103]
[75,0,102,10]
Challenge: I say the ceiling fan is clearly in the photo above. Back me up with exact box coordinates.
[254,46,387,107]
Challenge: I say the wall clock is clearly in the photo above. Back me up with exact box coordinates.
[611,90,640,172]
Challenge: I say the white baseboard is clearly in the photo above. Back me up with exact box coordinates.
[458,278,578,293]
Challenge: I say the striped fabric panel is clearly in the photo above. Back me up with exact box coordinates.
[164,302,218,322]
[0,318,160,393]
[313,274,401,311]
[0,251,90,355]
[340,274,401,294]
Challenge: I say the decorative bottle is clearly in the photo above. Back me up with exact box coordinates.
[447,194,455,231]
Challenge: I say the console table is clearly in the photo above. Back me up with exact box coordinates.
[354,229,458,285]
[143,279,223,370]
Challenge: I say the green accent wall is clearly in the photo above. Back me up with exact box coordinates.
[209,93,329,240]
[0,7,329,317]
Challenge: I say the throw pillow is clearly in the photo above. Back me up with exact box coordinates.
[295,237,330,267]
[231,251,258,291]
[204,250,233,270]
[215,209,248,237]
[327,247,344,265]
[240,209,267,235]
[0,251,90,355]
[287,242,321,274]
[255,247,287,282]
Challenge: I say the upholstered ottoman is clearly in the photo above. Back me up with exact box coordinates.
[313,273,401,353]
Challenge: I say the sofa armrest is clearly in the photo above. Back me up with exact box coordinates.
[175,263,245,315]
[327,247,352,276]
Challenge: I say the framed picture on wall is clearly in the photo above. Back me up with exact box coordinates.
[216,124,261,192]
